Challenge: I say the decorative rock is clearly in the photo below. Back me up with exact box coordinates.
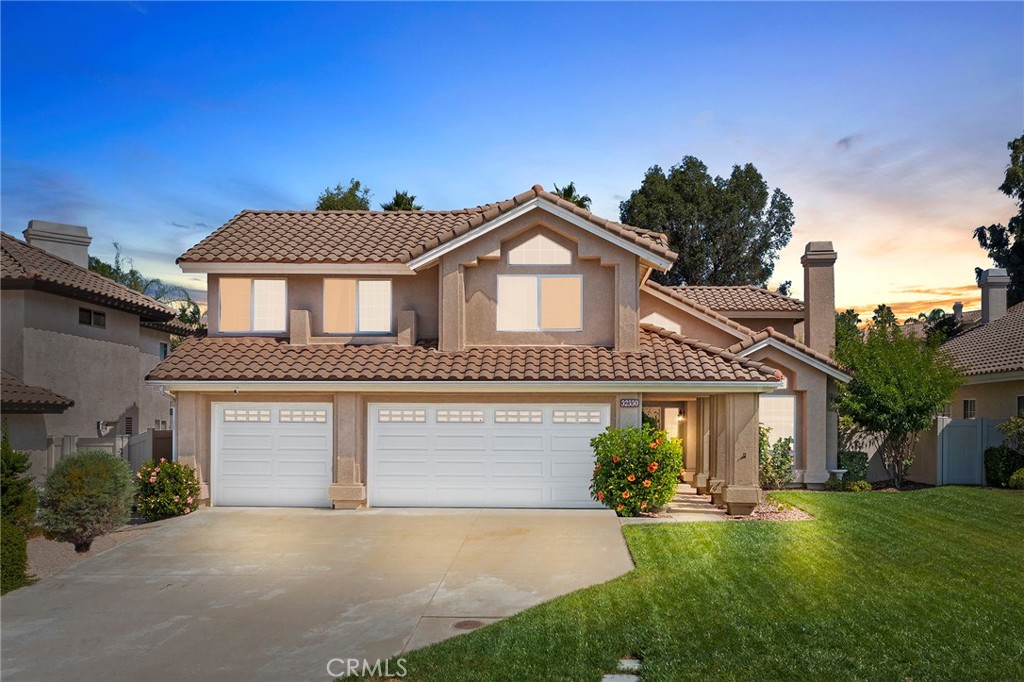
[618,658,642,671]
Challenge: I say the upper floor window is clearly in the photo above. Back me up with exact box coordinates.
[79,307,106,328]
[219,278,287,333]
[159,342,169,360]
[496,275,582,332]
[508,234,571,265]
[323,279,392,334]
[963,399,976,420]
[1017,395,1023,417]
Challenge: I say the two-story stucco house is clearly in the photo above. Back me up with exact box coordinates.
[148,186,849,515]
[2,221,184,474]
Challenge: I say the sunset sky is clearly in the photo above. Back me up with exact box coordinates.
[2,2,1021,319]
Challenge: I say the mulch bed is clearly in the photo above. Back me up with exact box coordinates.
[727,500,813,521]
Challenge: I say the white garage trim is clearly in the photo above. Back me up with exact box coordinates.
[211,402,333,508]
[367,403,609,508]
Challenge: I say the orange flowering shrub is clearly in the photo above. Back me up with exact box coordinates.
[589,425,683,516]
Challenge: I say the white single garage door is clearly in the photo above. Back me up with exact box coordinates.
[212,403,333,507]
[368,403,609,508]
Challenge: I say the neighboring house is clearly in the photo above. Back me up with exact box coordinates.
[1,221,184,475]
[148,185,848,514]
[899,269,1023,486]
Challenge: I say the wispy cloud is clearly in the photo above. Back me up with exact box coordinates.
[1,162,100,226]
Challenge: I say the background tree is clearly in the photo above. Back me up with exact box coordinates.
[380,190,422,211]
[551,181,591,210]
[89,244,201,332]
[973,132,1024,306]
[619,156,794,286]
[870,304,898,331]
[925,314,963,346]
[316,178,371,211]
[834,312,963,487]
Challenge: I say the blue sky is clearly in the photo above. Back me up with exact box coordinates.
[2,1,1021,315]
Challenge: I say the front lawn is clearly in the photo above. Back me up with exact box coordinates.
[371,488,1024,681]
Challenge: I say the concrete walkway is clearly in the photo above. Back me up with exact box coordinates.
[619,483,727,524]
[1,507,633,682]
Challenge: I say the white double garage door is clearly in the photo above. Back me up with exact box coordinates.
[213,402,609,508]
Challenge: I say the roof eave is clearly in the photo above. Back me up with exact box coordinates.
[147,379,784,393]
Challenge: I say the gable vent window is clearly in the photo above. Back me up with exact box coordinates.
[552,410,602,424]
[508,234,572,265]
[219,278,287,333]
[79,308,106,328]
[497,275,582,332]
[324,279,393,334]
[436,409,484,423]
[280,409,328,423]
[224,408,271,423]
[494,409,543,424]
[124,417,133,436]
[378,408,425,423]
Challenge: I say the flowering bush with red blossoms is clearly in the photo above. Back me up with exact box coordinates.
[589,425,683,517]
[135,458,201,522]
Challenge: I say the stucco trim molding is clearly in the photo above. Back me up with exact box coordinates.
[735,338,851,382]
[962,370,1024,385]
[405,198,676,272]
[179,262,417,275]
[149,379,784,394]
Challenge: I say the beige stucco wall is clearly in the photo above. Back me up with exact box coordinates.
[206,268,440,340]
[639,290,744,348]
[952,379,1024,421]
[441,210,641,351]
[1,289,172,475]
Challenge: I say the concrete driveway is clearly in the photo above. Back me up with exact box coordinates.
[1,507,633,681]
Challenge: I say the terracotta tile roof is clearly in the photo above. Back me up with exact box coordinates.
[147,328,781,384]
[1,371,74,413]
[941,302,1024,376]
[177,185,677,266]
[643,281,760,337]
[669,285,804,313]
[2,233,178,322]
[726,327,847,374]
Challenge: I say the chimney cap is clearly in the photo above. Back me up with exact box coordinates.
[979,268,1010,287]
[804,241,835,254]
[801,241,837,266]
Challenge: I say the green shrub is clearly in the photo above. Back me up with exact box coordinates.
[838,450,869,482]
[590,425,683,516]
[1,422,38,531]
[996,416,1024,452]
[848,479,873,492]
[135,458,201,521]
[823,477,872,492]
[38,450,133,553]
[984,445,1024,488]
[1,517,32,594]
[1009,468,1024,490]
[758,425,794,490]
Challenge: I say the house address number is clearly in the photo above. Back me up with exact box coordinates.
[619,398,640,408]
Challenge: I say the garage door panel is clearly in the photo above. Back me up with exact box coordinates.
[369,403,608,508]
[213,403,332,508]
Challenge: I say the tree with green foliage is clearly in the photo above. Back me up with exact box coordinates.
[1,422,37,531]
[870,304,898,331]
[619,156,794,287]
[925,314,963,346]
[551,181,591,210]
[89,244,201,332]
[316,178,371,211]
[834,315,963,487]
[973,133,1024,306]
[380,190,422,211]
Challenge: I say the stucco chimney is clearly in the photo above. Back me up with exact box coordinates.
[23,220,92,268]
[979,268,1010,324]
[952,301,963,321]
[801,241,838,355]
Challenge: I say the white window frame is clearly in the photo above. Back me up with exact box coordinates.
[496,274,583,332]
[963,399,976,420]
[508,234,572,266]
[219,278,288,334]
[322,279,393,335]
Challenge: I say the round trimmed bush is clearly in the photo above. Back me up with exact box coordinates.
[38,450,133,553]
[590,425,683,516]
[1,517,30,594]
[848,479,873,492]
[1009,467,1024,491]
[135,458,201,521]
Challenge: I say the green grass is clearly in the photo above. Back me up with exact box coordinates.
[369,488,1024,681]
